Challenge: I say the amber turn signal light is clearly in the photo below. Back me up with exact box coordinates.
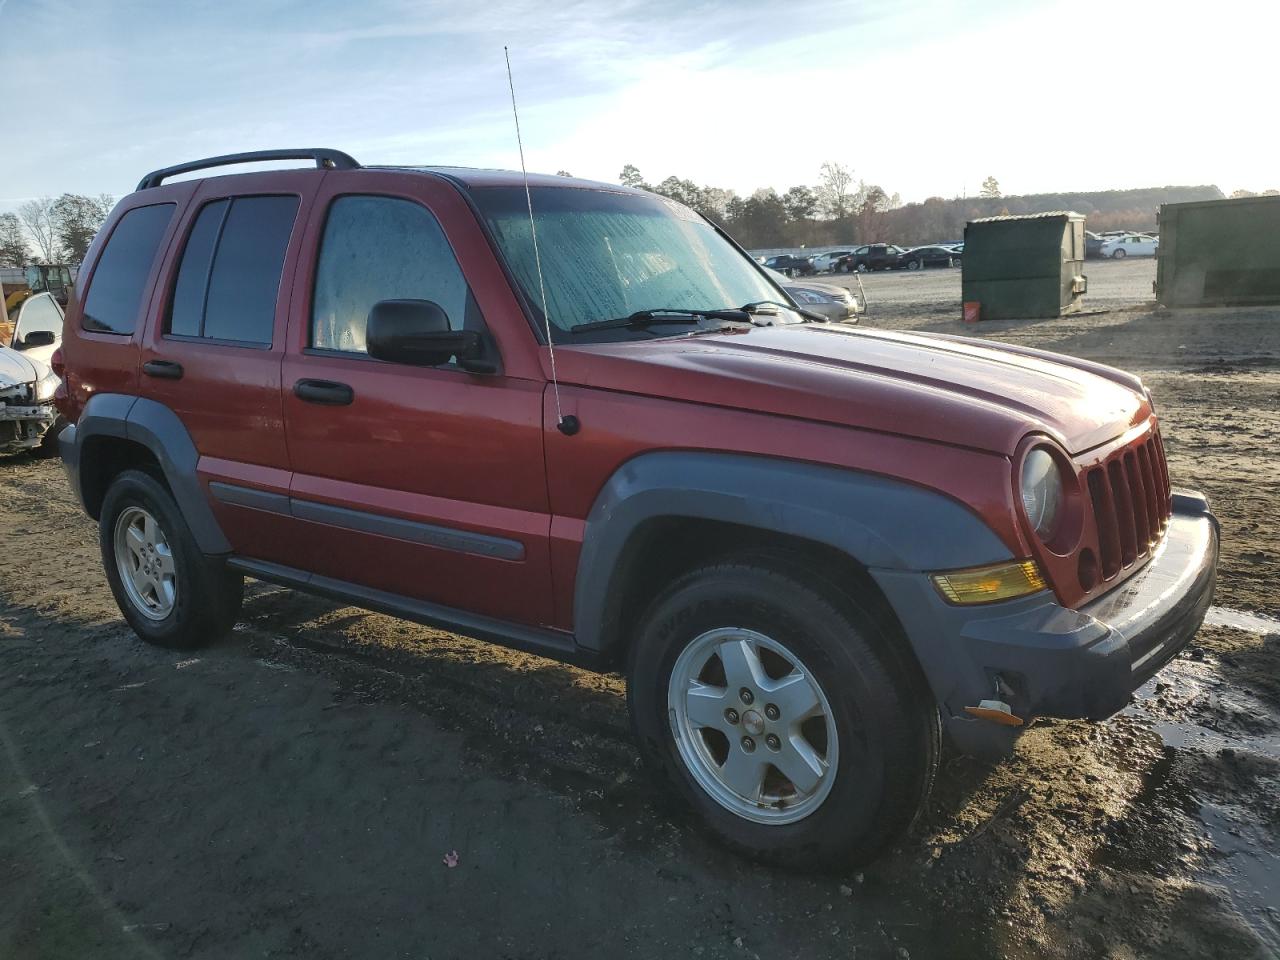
[931,560,1047,605]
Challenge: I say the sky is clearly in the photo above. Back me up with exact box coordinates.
[1,0,1276,215]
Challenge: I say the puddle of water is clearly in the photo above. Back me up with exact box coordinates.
[1122,657,1280,952]
[1197,802,1280,955]
[1205,606,1280,635]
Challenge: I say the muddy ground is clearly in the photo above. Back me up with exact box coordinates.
[2,258,1278,959]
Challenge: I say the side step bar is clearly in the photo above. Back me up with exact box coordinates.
[227,556,602,668]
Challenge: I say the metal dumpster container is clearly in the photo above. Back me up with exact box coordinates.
[961,212,1088,320]
[1156,194,1280,307]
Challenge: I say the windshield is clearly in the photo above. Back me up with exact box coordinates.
[472,186,790,340]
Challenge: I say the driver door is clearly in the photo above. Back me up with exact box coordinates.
[279,177,555,627]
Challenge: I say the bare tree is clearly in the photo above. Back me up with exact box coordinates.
[980,176,1002,199]
[17,197,58,263]
[0,213,30,267]
[817,162,855,219]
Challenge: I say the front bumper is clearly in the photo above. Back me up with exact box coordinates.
[873,490,1219,758]
[0,400,56,453]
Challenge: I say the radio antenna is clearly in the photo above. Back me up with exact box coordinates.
[505,46,576,436]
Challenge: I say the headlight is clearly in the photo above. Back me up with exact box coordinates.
[35,370,60,402]
[1020,448,1063,541]
[789,289,828,304]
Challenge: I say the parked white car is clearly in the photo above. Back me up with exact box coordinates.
[0,292,65,456]
[1100,234,1159,258]
[811,250,851,273]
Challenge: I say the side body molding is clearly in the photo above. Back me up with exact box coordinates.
[64,393,232,555]
[572,451,1012,651]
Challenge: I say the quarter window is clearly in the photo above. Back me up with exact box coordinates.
[168,195,299,345]
[311,195,472,353]
[81,203,175,335]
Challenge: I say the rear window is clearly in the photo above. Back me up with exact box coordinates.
[168,195,299,345]
[81,203,175,334]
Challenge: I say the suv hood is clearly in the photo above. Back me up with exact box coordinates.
[0,345,43,388]
[560,325,1149,456]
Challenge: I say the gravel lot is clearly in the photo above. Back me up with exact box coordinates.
[2,257,1277,960]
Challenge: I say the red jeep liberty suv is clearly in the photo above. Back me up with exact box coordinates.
[55,149,1219,866]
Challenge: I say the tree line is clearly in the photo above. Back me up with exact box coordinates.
[0,194,114,268]
[0,171,1245,270]
[615,163,1227,249]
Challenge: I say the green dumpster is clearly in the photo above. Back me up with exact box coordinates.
[1156,194,1280,307]
[961,212,1088,321]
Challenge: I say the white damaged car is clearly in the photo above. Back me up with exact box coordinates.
[1,292,64,456]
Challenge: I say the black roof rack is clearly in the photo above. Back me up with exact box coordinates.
[136,148,360,190]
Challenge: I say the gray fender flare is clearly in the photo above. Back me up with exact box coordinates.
[67,393,231,554]
[572,451,1012,651]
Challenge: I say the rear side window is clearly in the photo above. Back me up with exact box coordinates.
[311,195,471,353]
[81,203,174,334]
[168,195,299,345]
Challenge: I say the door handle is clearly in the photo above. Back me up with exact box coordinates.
[294,379,354,405]
[142,359,184,380]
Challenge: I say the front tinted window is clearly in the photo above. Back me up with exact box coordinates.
[312,196,471,353]
[473,187,783,340]
[82,203,174,334]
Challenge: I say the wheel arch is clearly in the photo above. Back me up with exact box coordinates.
[573,452,1012,660]
[65,393,231,554]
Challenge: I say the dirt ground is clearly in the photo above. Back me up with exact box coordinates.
[2,257,1278,959]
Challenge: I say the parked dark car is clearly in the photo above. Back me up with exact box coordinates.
[1085,231,1106,259]
[896,246,959,270]
[56,148,1217,870]
[834,244,906,272]
[762,254,815,277]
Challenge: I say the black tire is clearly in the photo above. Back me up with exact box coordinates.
[627,561,939,869]
[99,469,243,649]
[907,259,921,271]
[32,417,67,459]
[1113,248,1126,259]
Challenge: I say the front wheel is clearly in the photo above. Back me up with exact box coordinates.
[628,562,939,868]
[907,259,921,271]
[1112,248,1127,259]
[99,469,243,649]
[856,263,869,273]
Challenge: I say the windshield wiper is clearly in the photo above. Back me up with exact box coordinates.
[571,307,753,334]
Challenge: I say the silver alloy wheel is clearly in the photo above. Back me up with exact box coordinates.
[113,506,177,620]
[668,627,838,824]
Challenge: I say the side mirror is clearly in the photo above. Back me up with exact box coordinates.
[18,330,57,349]
[365,299,482,368]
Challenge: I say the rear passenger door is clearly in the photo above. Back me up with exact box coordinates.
[139,172,320,564]
[279,176,553,627]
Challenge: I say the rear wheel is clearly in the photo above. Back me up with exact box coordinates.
[628,561,939,868]
[99,469,242,649]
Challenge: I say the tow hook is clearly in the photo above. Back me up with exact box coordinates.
[964,699,1025,727]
